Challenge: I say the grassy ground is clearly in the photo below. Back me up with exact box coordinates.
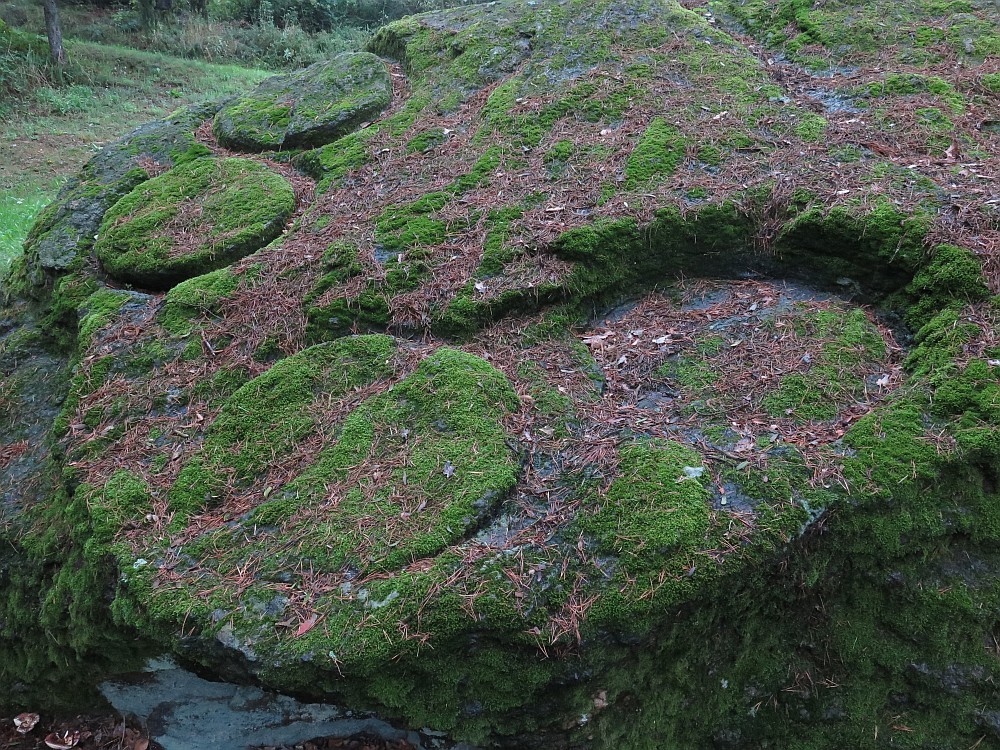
[0,35,274,274]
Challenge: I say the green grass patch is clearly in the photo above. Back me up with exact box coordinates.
[0,187,51,276]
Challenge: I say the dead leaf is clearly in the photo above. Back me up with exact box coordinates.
[134,739,150,750]
[296,615,318,637]
[44,730,81,750]
[14,713,39,734]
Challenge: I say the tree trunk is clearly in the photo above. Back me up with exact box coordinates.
[40,0,68,69]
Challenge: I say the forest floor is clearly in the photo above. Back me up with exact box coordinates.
[0,711,417,750]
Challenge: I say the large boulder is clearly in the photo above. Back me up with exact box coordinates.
[2,0,999,746]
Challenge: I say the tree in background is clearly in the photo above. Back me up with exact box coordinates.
[40,0,67,69]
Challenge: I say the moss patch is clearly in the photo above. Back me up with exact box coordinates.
[167,335,398,519]
[95,157,294,290]
[624,118,686,188]
[277,347,520,573]
[214,52,392,152]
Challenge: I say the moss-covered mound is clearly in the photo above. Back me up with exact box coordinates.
[3,0,1000,746]
[18,104,220,288]
[94,157,295,289]
[213,53,392,152]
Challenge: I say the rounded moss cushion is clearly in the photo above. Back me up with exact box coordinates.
[95,157,295,289]
[213,52,392,152]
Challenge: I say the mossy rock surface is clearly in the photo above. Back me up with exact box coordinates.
[94,157,294,289]
[20,103,220,287]
[213,53,392,152]
[5,0,1000,746]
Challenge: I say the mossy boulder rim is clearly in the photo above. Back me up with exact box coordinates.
[94,157,295,289]
[2,0,999,747]
[213,52,392,152]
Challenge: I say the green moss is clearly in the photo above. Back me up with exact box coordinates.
[305,242,363,305]
[219,101,291,149]
[52,356,113,437]
[451,146,502,193]
[763,372,840,421]
[188,366,252,408]
[905,304,981,378]
[867,73,965,112]
[897,244,989,328]
[982,73,1000,93]
[213,53,391,152]
[77,289,130,347]
[431,205,559,339]
[774,200,931,294]
[249,496,300,527]
[159,267,239,335]
[181,337,203,361]
[168,335,398,519]
[11,0,1000,737]
[480,79,622,151]
[624,118,686,188]
[793,113,827,142]
[544,139,575,165]
[84,470,151,546]
[271,347,519,574]
[516,362,577,436]
[829,144,865,163]
[579,439,711,570]
[297,131,371,192]
[306,290,392,341]
[914,26,945,47]
[933,358,1000,421]
[406,129,447,153]
[762,308,886,421]
[39,271,100,350]
[658,355,718,391]
[122,339,171,375]
[843,400,941,497]
[96,157,294,290]
[696,144,722,166]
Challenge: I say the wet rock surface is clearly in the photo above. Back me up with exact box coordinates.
[99,659,449,750]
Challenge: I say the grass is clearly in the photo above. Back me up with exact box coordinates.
[0,188,50,274]
[0,33,272,275]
